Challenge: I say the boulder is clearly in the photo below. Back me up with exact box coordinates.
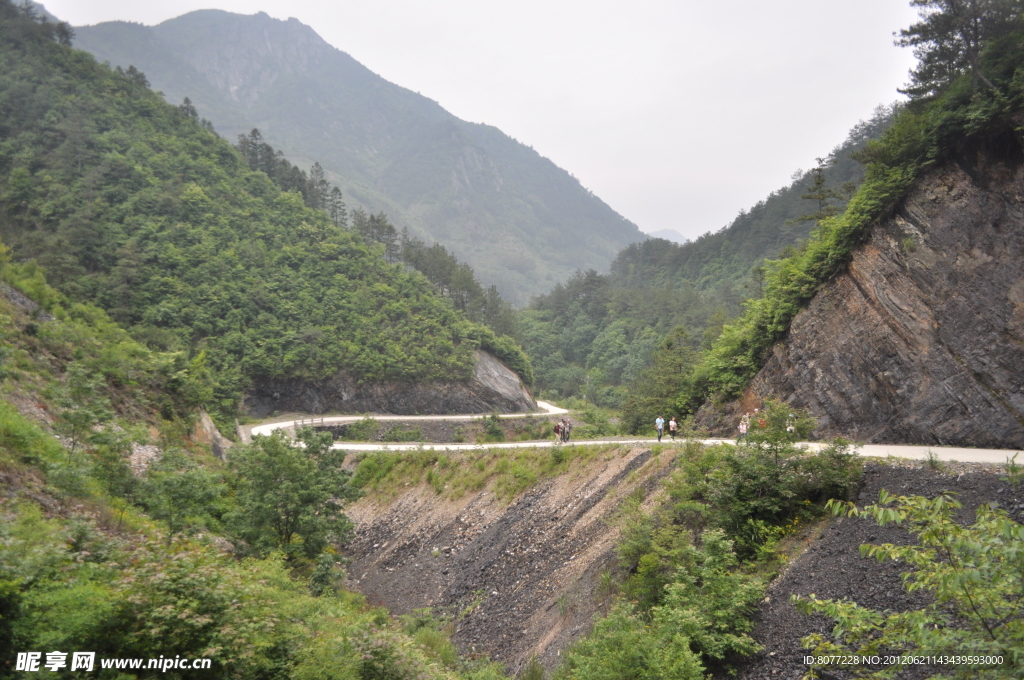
[194,409,235,459]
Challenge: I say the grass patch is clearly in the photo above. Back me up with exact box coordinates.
[351,444,619,501]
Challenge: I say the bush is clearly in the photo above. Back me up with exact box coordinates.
[795,492,1024,678]
[479,414,505,443]
[337,417,379,441]
[228,428,360,558]
[561,532,762,679]
[381,424,423,442]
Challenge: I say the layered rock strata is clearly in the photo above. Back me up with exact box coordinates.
[723,158,1024,448]
[243,350,535,416]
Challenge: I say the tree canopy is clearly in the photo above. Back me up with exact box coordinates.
[896,0,1024,97]
[0,0,531,422]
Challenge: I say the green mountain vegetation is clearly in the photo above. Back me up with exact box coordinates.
[519,107,895,409]
[0,2,530,428]
[0,180,505,680]
[72,10,646,305]
[669,0,1024,420]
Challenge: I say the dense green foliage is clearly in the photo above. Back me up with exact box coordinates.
[795,492,1024,678]
[236,129,521,341]
[557,534,759,680]
[555,403,861,679]
[0,1,530,425]
[0,241,502,680]
[672,22,1024,415]
[520,109,893,410]
[896,0,1024,98]
[228,428,360,559]
[73,10,647,305]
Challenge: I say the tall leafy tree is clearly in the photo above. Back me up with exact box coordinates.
[228,428,360,559]
[896,0,1024,97]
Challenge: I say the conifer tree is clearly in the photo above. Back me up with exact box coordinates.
[896,0,1024,97]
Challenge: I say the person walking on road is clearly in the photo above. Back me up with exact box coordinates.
[655,415,665,442]
[561,419,572,443]
[668,417,678,440]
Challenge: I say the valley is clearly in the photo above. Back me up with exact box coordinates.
[2,1,1024,680]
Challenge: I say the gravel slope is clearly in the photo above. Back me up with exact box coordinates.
[732,461,1023,680]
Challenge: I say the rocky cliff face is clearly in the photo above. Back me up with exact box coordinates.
[710,156,1024,448]
[243,350,536,416]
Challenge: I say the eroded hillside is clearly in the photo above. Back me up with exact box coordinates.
[342,445,673,672]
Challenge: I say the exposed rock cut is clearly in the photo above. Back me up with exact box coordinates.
[702,157,1024,448]
[193,409,234,460]
[342,447,672,672]
[243,350,535,417]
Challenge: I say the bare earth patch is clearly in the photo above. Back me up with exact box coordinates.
[343,445,673,673]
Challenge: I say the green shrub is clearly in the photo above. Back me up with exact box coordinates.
[562,533,761,679]
[338,417,379,441]
[382,425,423,442]
[795,492,1024,678]
[479,414,505,443]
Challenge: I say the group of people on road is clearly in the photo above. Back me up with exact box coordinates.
[654,415,678,441]
[553,418,572,443]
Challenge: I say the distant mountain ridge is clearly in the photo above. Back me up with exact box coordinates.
[647,229,687,244]
[73,10,646,304]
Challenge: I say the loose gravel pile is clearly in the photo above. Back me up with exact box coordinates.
[732,461,1022,680]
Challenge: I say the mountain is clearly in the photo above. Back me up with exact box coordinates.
[517,108,895,407]
[646,229,687,244]
[72,10,646,304]
[683,26,1024,447]
[0,1,532,425]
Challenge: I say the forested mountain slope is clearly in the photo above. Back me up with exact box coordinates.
[0,2,530,424]
[680,10,1024,448]
[73,10,646,304]
[520,108,894,406]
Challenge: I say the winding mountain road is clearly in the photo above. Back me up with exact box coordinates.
[246,402,1021,465]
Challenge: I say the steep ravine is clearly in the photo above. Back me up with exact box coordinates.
[701,156,1024,448]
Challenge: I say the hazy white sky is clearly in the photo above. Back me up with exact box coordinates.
[43,0,920,240]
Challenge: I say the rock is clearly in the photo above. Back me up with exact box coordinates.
[194,409,234,460]
[243,350,536,416]
[0,282,55,322]
[699,155,1024,449]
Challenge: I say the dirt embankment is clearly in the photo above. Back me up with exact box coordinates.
[734,461,1024,680]
[344,449,1022,678]
[342,446,673,673]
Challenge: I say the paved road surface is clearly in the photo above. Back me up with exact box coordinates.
[247,403,1021,465]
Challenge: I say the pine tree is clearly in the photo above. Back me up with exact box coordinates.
[306,162,329,210]
[896,0,1024,97]
[789,158,844,225]
[327,186,347,228]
